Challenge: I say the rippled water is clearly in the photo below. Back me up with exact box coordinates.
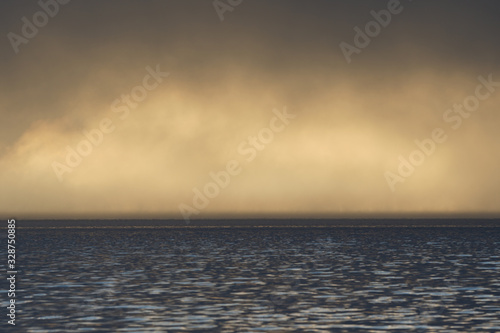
[8,227,500,332]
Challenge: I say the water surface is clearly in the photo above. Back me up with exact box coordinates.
[8,227,500,332]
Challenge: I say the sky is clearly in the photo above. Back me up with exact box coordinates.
[0,0,499,219]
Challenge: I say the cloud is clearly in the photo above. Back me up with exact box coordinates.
[0,0,499,218]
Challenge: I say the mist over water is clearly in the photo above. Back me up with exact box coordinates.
[11,225,500,332]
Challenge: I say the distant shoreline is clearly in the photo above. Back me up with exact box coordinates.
[6,218,500,228]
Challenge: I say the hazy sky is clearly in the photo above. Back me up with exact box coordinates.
[1,0,499,219]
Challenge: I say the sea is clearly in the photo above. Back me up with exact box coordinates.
[4,222,500,332]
